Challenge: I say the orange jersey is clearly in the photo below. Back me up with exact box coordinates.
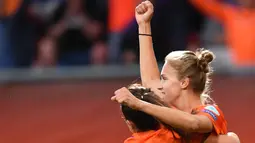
[189,105,228,142]
[124,128,181,143]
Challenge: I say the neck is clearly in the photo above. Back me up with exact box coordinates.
[174,90,202,113]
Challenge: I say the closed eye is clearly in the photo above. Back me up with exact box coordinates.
[160,75,168,81]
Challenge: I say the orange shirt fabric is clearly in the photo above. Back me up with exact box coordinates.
[1,0,21,17]
[189,105,228,143]
[108,0,138,32]
[190,0,255,66]
[124,128,182,143]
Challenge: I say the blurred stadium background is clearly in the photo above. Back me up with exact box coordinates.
[0,0,254,143]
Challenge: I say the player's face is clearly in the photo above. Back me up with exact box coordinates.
[160,63,182,105]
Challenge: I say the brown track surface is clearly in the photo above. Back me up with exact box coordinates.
[0,77,253,143]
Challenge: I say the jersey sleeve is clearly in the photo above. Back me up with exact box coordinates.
[196,105,228,134]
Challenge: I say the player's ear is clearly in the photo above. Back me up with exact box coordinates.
[180,77,189,89]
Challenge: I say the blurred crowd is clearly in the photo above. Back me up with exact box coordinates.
[0,0,254,69]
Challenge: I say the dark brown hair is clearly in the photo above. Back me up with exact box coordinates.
[121,84,184,139]
[121,84,166,132]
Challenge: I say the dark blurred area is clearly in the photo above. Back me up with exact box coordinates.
[1,0,254,69]
[0,0,108,67]
[0,0,254,143]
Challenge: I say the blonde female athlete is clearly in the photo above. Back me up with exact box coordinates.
[112,1,240,143]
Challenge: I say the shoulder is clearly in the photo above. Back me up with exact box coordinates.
[201,105,227,134]
[204,105,224,117]
[194,105,223,116]
[124,137,138,143]
[197,105,228,134]
[194,105,225,121]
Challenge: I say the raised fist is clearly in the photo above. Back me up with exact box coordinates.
[135,0,154,25]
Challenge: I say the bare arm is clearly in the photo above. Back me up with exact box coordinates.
[138,23,161,88]
[136,1,161,89]
[112,87,214,133]
[138,101,213,133]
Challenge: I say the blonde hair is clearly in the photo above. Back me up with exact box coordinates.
[165,49,215,105]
